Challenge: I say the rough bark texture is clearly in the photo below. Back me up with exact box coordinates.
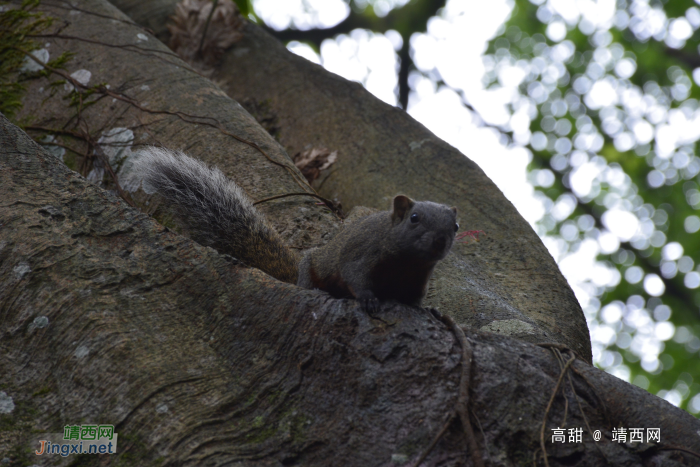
[2,113,700,467]
[5,2,699,465]
[14,0,339,255]
[111,0,592,363]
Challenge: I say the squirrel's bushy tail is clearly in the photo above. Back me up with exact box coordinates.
[135,147,298,283]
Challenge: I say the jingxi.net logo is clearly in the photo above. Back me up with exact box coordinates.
[35,425,118,457]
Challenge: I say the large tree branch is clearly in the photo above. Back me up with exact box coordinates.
[1,114,699,465]
[261,0,447,45]
[2,3,699,462]
[259,0,447,110]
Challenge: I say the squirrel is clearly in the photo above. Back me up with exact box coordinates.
[135,147,459,312]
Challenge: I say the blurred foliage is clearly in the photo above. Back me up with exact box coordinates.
[259,0,447,108]
[485,0,700,415]
[232,0,253,17]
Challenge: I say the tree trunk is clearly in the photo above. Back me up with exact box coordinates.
[2,114,699,467]
[111,0,592,362]
[3,1,700,465]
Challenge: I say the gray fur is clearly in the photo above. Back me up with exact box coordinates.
[299,195,458,311]
[133,147,298,283]
[135,147,264,245]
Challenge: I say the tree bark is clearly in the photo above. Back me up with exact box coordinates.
[4,2,700,465]
[13,0,339,254]
[111,0,593,363]
[1,114,699,467]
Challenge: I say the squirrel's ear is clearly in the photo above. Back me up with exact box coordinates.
[392,195,415,222]
[451,206,457,215]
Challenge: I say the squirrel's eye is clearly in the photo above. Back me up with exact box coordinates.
[410,213,419,223]
[455,223,459,232]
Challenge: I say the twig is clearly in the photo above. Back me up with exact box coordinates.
[412,413,455,467]
[27,33,181,58]
[93,145,136,208]
[27,31,200,75]
[19,47,339,217]
[42,0,147,28]
[539,354,576,467]
[470,407,491,465]
[252,192,337,212]
[35,139,80,155]
[18,47,315,196]
[24,123,136,208]
[25,125,86,139]
[656,445,700,460]
[414,312,484,467]
[198,0,219,55]
[564,357,608,462]
[569,365,611,427]
[134,114,167,148]
[99,84,315,195]
[550,349,569,429]
[444,315,483,467]
[536,342,575,354]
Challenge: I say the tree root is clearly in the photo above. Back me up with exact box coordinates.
[538,351,576,467]
[413,311,484,467]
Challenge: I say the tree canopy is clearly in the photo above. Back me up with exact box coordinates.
[485,0,700,416]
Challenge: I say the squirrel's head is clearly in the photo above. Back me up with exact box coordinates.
[390,195,458,262]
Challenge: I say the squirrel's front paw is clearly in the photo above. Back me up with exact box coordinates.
[355,291,380,314]
[360,297,380,314]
